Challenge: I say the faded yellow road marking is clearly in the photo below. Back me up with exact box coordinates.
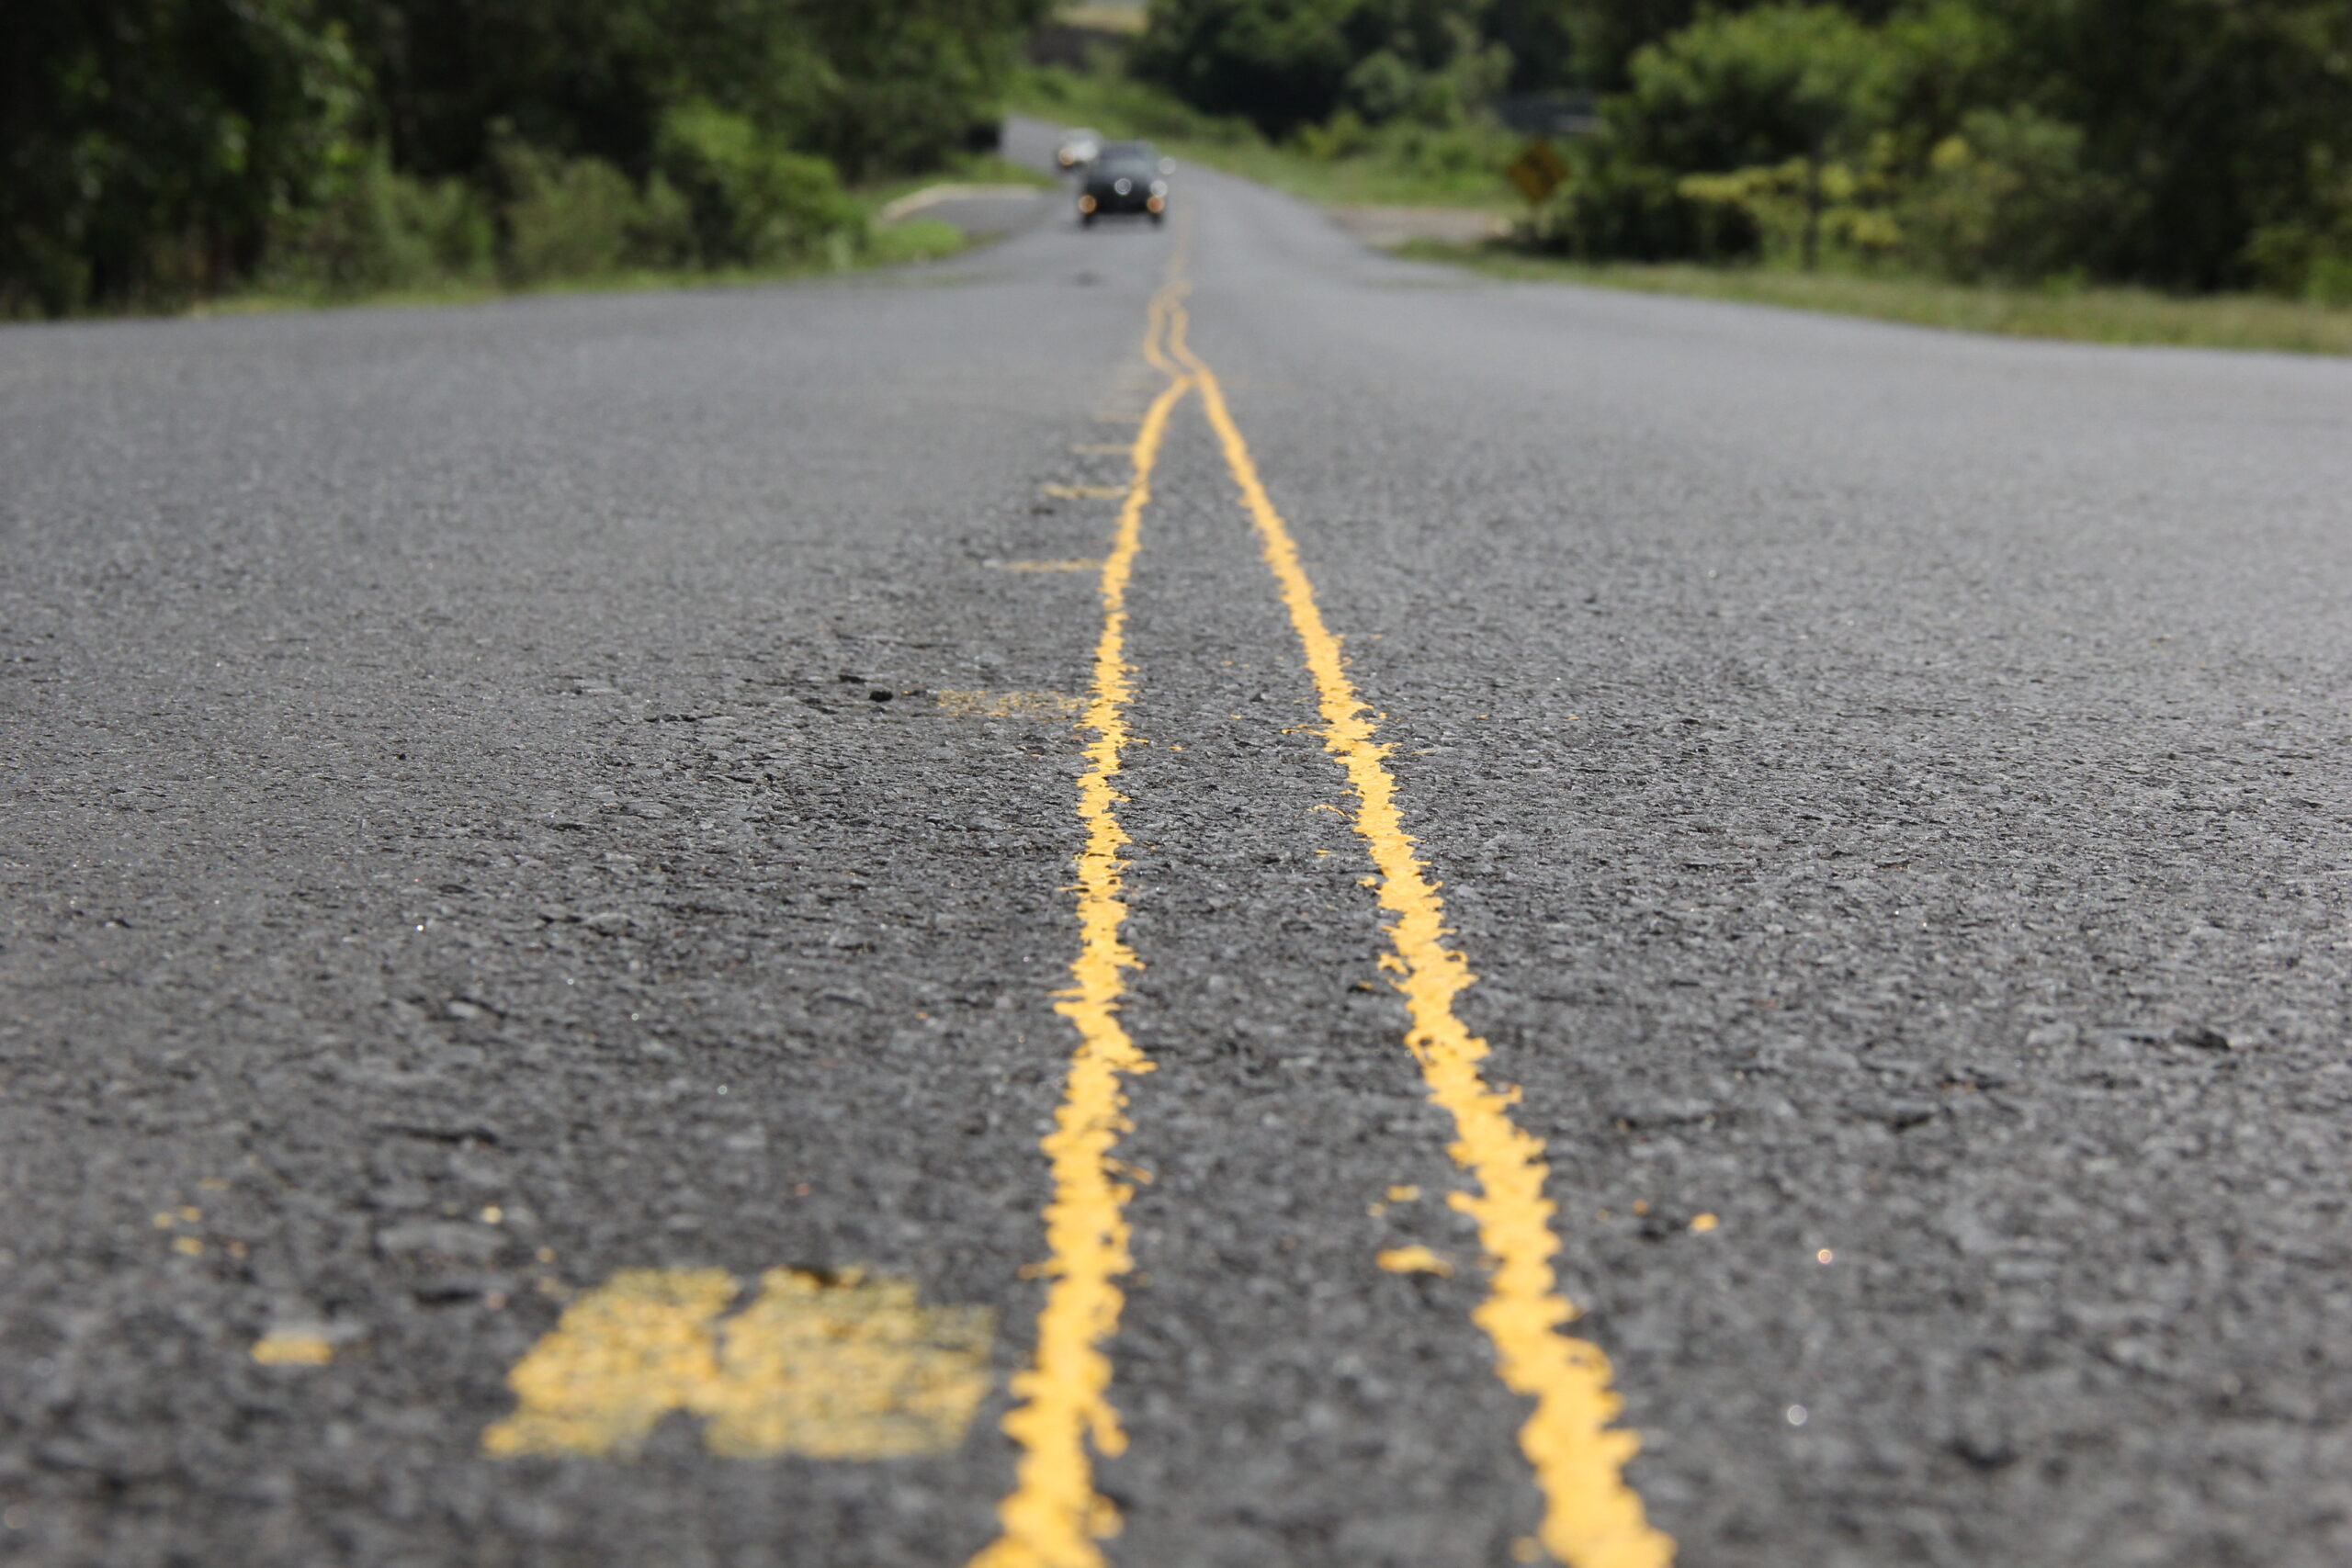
[938,689,1085,719]
[1044,483,1131,501]
[969,266,1194,1568]
[251,1329,334,1366]
[1375,1246,1453,1277]
[1169,316,1673,1568]
[1001,559,1106,574]
[481,1267,993,1461]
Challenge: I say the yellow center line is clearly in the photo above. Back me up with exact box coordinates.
[1167,312,1675,1568]
[969,264,1194,1568]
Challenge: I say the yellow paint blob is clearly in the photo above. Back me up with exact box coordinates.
[1170,312,1673,1568]
[937,690,1085,720]
[1376,1247,1454,1277]
[1386,1185,1422,1203]
[252,1331,334,1367]
[481,1267,994,1461]
[970,262,1195,1568]
[1042,483,1131,501]
[1689,1214,1719,1235]
[700,1270,995,1460]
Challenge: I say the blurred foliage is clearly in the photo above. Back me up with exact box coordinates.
[1133,0,1507,138]
[1013,57,1518,206]
[1108,0,2352,294]
[1517,0,2352,292]
[652,103,861,269]
[4,0,368,313]
[269,151,494,292]
[16,0,2352,310]
[6,0,1048,314]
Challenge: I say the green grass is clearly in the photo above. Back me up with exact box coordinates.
[204,220,968,317]
[198,186,987,320]
[196,148,1039,317]
[1010,63,1518,210]
[1401,241,2352,356]
[863,152,1057,208]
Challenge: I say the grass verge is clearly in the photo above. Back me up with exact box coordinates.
[1400,241,2352,355]
[191,155,1037,319]
[202,221,968,317]
[204,220,969,318]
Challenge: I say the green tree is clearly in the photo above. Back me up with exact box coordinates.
[3,0,365,312]
[1977,0,2352,288]
[1559,0,1902,90]
[326,0,1050,186]
[1611,4,1894,267]
[1133,0,1365,136]
[1134,0,1503,136]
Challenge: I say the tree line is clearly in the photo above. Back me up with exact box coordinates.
[1132,0,2352,295]
[4,0,1048,315]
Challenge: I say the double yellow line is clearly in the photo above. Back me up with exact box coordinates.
[973,253,1672,1568]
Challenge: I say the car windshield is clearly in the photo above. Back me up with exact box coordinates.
[1097,156,1153,176]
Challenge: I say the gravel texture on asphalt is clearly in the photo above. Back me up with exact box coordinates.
[2,122,2349,1568]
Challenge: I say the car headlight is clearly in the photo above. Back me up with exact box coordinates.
[1150,180,1168,197]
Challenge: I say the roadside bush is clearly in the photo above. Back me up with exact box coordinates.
[2242,153,2352,305]
[1611,6,1894,175]
[1341,50,1420,126]
[2245,224,2352,308]
[1135,0,1507,140]
[1897,106,2117,282]
[1294,111,1510,184]
[4,0,368,314]
[1611,5,1894,268]
[654,104,863,269]
[1133,0,1360,137]
[1012,60,1265,147]
[1385,119,1514,182]
[1529,146,1759,264]
[1294,108,1377,161]
[1679,152,1901,265]
[272,151,492,293]
[495,142,631,283]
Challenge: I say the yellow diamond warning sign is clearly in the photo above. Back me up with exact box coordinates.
[1507,139,1572,205]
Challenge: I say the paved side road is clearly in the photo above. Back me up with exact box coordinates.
[2,122,2349,1568]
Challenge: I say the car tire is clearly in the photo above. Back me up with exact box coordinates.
[1150,212,1165,226]
[1081,212,1095,228]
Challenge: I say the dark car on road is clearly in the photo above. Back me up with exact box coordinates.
[1078,141,1170,226]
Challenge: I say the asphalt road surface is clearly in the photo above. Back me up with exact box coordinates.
[5,121,2351,1568]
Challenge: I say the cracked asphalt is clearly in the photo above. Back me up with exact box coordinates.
[3,119,2351,1568]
